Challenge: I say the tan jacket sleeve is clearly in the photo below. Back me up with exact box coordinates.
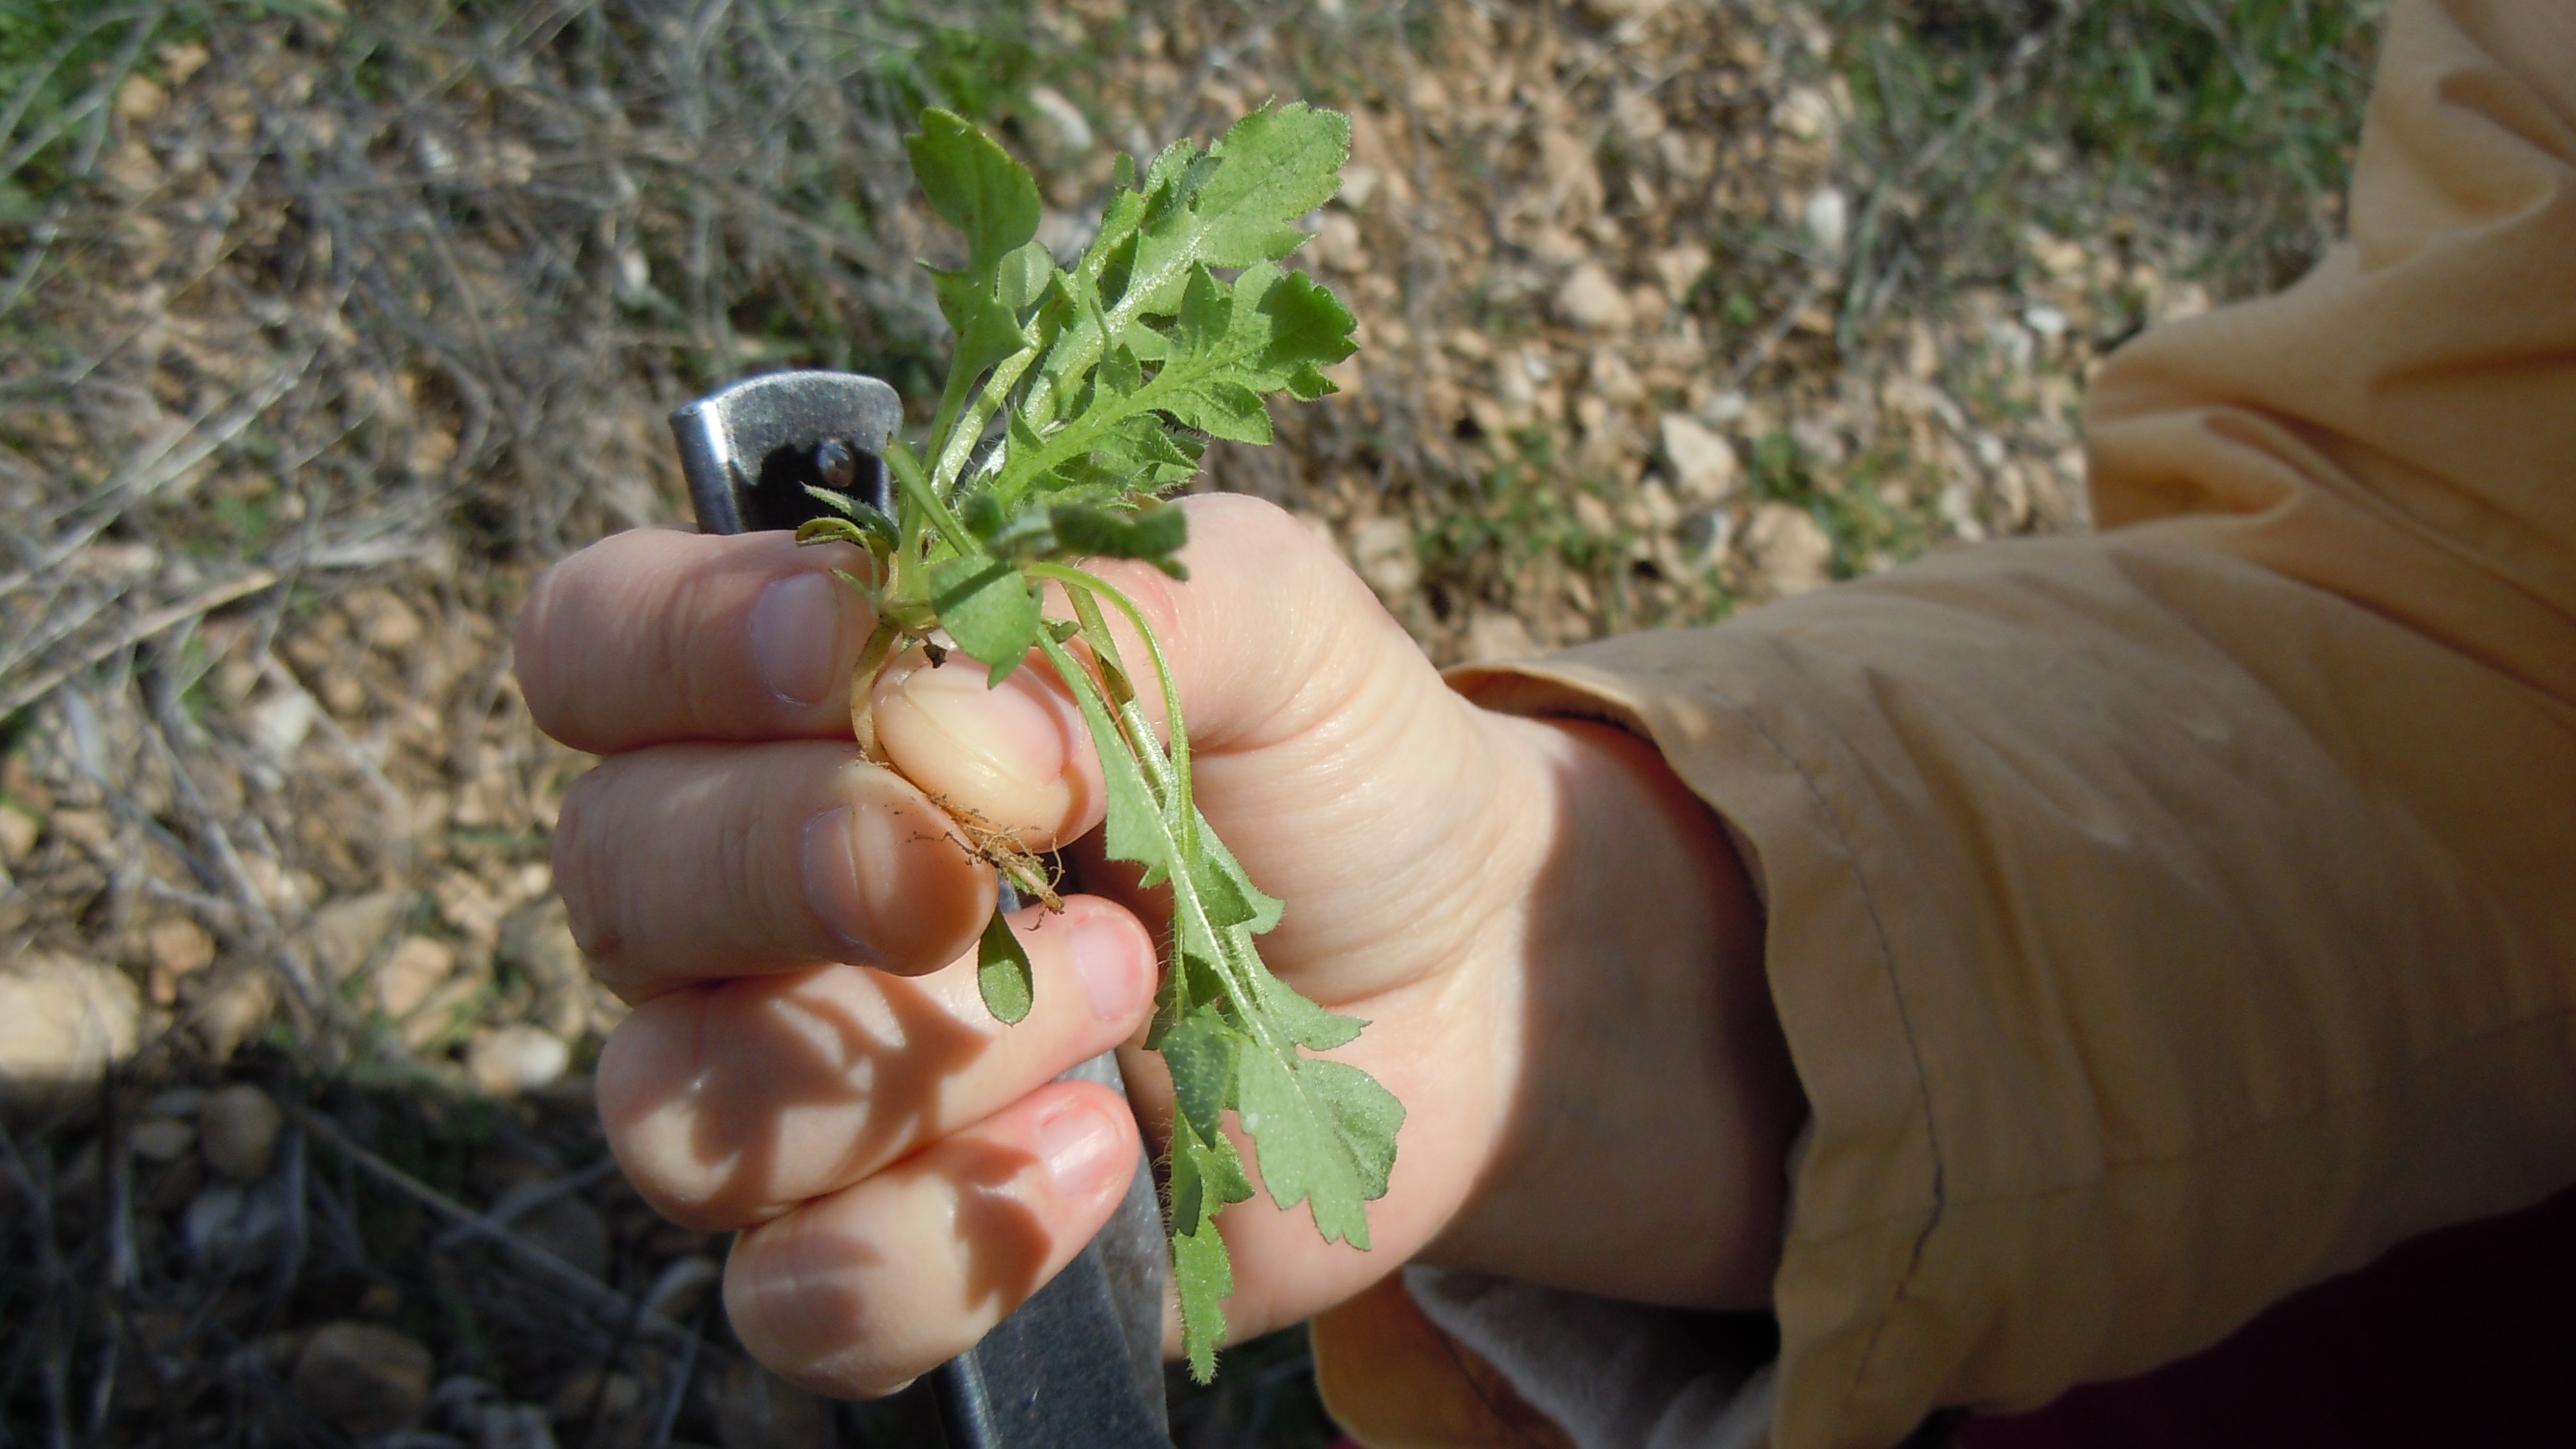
[1317,1,2576,1446]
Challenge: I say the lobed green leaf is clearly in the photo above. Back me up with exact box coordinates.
[928,556,1040,685]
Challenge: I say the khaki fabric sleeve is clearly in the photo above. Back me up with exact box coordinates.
[1323,3,2576,1447]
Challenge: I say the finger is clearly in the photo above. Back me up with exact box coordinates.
[597,896,1158,1231]
[867,493,1423,845]
[868,645,1102,850]
[516,528,875,754]
[722,1079,1141,1399]
[554,740,990,1001]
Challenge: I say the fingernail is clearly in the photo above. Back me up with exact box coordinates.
[799,804,889,961]
[751,572,840,707]
[1068,911,1148,1024]
[1037,1100,1125,1200]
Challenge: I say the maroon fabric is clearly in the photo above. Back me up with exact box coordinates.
[1956,1182,2576,1448]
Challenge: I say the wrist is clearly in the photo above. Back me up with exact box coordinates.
[1428,709,1802,1309]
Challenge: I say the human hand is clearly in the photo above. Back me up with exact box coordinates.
[515,493,1803,1397]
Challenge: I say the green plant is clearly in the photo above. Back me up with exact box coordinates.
[792,105,1400,1381]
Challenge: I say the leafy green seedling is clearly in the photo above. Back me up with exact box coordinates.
[793,103,1400,1382]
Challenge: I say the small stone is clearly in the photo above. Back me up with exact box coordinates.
[549,1368,645,1425]
[293,1322,434,1439]
[157,41,209,85]
[130,1115,196,1162]
[1698,390,1750,428]
[249,689,318,765]
[498,1184,612,1282]
[115,73,168,123]
[1462,610,1539,664]
[468,1025,569,1097]
[318,670,367,718]
[496,900,586,1038]
[1651,244,1711,304]
[377,936,458,1018]
[49,809,114,851]
[1774,85,1837,144]
[1586,348,1644,406]
[199,1083,283,1182]
[0,954,140,1103]
[1023,84,1093,156]
[145,1086,204,1117]
[190,964,274,1062]
[1553,262,1633,332]
[643,1254,723,1323]
[1348,518,1420,598]
[401,969,488,1051]
[148,918,217,979]
[1744,504,1836,600]
[1659,414,1741,501]
[472,1400,559,1449]
[0,805,37,865]
[1804,187,1849,262]
[1677,508,1733,570]
[345,588,425,653]
[184,1179,292,1272]
[303,889,410,984]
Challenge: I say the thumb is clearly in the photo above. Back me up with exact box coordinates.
[868,644,1106,851]
[869,494,1432,832]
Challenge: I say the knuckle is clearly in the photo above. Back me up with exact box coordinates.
[511,565,573,739]
[551,769,627,973]
[654,562,735,738]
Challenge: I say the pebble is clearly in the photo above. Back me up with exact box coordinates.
[147,917,217,976]
[496,900,587,1039]
[1804,186,1850,262]
[189,964,274,1063]
[184,1178,293,1272]
[0,804,37,865]
[129,1116,197,1163]
[1024,83,1094,157]
[293,1322,434,1439]
[1348,517,1421,598]
[199,1082,283,1181]
[0,953,140,1102]
[495,1182,612,1282]
[1553,262,1633,332]
[1678,509,1734,570]
[643,1254,723,1323]
[468,1025,570,1097]
[1462,610,1539,664]
[302,889,410,985]
[1658,413,1741,501]
[1744,503,1836,599]
[377,935,458,1018]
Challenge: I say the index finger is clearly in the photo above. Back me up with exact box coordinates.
[515,528,874,754]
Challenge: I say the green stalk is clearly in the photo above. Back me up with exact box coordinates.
[886,438,981,558]
[932,343,1041,498]
[1026,562,1195,852]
